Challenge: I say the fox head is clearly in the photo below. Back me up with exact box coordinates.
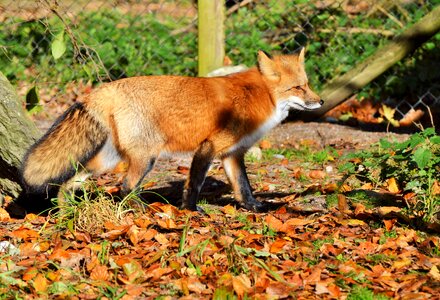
[257,48,323,111]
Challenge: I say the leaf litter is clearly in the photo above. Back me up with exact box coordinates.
[1,123,440,299]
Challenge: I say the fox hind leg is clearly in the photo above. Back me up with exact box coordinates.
[222,153,265,212]
[122,154,157,196]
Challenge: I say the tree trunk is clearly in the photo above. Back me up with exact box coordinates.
[0,72,40,204]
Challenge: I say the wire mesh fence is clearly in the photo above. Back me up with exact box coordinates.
[0,0,439,128]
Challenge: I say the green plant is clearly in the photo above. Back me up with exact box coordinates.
[347,286,390,300]
[342,128,440,222]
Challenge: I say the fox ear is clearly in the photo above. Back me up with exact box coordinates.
[298,47,305,64]
[257,50,280,81]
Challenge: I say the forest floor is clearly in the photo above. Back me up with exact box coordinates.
[2,120,440,299]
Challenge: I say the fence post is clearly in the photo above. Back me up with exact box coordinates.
[198,0,225,77]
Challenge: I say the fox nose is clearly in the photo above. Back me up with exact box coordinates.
[319,99,324,105]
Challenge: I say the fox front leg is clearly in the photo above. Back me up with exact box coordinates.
[222,153,265,212]
[181,140,215,211]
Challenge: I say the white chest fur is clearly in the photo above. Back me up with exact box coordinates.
[226,99,291,155]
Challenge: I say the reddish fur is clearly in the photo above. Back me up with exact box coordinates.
[22,50,322,208]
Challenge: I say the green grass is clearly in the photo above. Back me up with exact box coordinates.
[348,286,390,300]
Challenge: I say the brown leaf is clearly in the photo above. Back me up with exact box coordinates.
[232,274,252,297]
[90,265,110,281]
[377,206,401,216]
[399,108,424,126]
[127,225,140,246]
[309,169,326,179]
[281,218,313,232]
[337,194,349,213]
[266,282,291,298]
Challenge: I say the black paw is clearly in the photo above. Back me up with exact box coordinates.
[180,204,206,214]
[241,199,266,212]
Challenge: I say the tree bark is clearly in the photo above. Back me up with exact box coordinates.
[303,5,440,119]
[0,72,40,203]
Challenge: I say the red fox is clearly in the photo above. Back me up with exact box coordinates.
[21,48,323,211]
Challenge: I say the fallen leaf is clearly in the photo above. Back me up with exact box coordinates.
[428,265,440,281]
[32,273,48,293]
[377,206,401,216]
[232,274,252,297]
[431,180,440,196]
[387,177,400,193]
[266,282,291,298]
[270,239,287,253]
[309,170,326,179]
[338,194,349,213]
[384,219,397,231]
[264,214,283,231]
[259,140,272,149]
[22,267,38,281]
[281,217,313,232]
[222,204,237,216]
[399,108,424,126]
[90,265,110,281]
[177,165,189,175]
[0,208,10,221]
[393,258,412,269]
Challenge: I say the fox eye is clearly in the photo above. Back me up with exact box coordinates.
[286,86,303,92]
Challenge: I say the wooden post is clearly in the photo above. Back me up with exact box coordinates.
[198,0,225,77]
[304,5,440,118]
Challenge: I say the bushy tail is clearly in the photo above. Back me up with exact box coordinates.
[21,102,108,193]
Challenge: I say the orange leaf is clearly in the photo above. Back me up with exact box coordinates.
[383,219,397,231]
[354,203,366,215]
[177,165,189,175]
[387,177,400,193]
[33,273,48,293]
[265,215,283,232]
[0,207,10,221]
[134,217,152,228]
[90,265,110,281]
[270,239,287,253]
[259,140,272,149]
[11,227,39,240]
[23,267,38,281]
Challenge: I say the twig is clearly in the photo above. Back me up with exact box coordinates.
[317,27,395,37]
[39,0,111,82]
